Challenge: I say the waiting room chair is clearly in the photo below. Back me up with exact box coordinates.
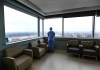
[4,45,33,70]
[67,40,82,57]
[28,39,48,58]
[81,41,99,60]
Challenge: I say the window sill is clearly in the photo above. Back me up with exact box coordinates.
[6,37,42,45]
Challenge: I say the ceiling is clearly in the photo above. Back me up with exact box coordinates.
[17,0,100,16]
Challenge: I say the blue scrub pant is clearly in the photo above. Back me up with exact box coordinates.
[48,40,54,52]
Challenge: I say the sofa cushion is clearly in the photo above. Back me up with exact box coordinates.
[31,41,38,47]
[40,39,45,43]
[38,43,47,48]
[81,41,93,48]
[68,47,80,54]
[95,41,100,46]
[83,49,96,56]
[69,47,79,51]
[39,48,46,56]
[15,55,32,70]
[68,40,79,47]
[83,49,96,52]
[5,46,23,57]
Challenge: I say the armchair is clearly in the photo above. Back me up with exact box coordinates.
[67,40,82,57]
[81,41,99,60]
[4,46,33,70]
[28,39,48,58]
[37,39,48,51]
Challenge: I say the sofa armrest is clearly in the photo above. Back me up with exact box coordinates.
[94,45,99,51]
[79,44,83,55]
[94,45,99,49]
[66,44,69,52]
[23,49,33,58]
[31,47,40,58]
[94,45,99,52]
[94,45,99,57]
[66,44,68,46]
[79,44,83,48]
[4,57,17,70]
[32,47,39,51]
[79,44,83,50]
[37,43,48,49]
[66,44,69,48]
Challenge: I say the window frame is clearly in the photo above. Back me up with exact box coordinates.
[4,5,40,43]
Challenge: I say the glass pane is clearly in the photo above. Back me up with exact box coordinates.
[4,6,38,42]
[64,16,92,38]
[95,16,100,38]
[40,19,43,37]
[44,18,62,37]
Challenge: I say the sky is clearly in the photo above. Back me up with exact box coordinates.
[4,5,100,33]
[64,16,92,32]
[44,17,92,33]
[95,17,100,33]
[4,6,37,33]
[44,18,62,32]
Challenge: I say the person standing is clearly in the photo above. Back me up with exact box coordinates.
[47,27,55,52]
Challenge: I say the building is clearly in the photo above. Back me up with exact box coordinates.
[0,0,100,70]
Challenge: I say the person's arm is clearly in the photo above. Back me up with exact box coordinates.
[47,32,49,36]
[48,33,49,37]
[54,32,55,37]
[53,32,55,37]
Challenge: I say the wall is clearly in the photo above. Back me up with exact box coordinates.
[44,37,100,50]
[44,37,68,50]
[0,0,6,69]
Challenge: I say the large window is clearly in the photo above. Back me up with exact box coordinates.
[64,16,92,38]
[95,16,100,38]
[4,6,38,42]
[44,18,62,37]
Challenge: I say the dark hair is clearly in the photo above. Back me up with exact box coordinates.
[50,27,52,30]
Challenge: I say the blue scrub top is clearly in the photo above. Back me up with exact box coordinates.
[48,31,55,41]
